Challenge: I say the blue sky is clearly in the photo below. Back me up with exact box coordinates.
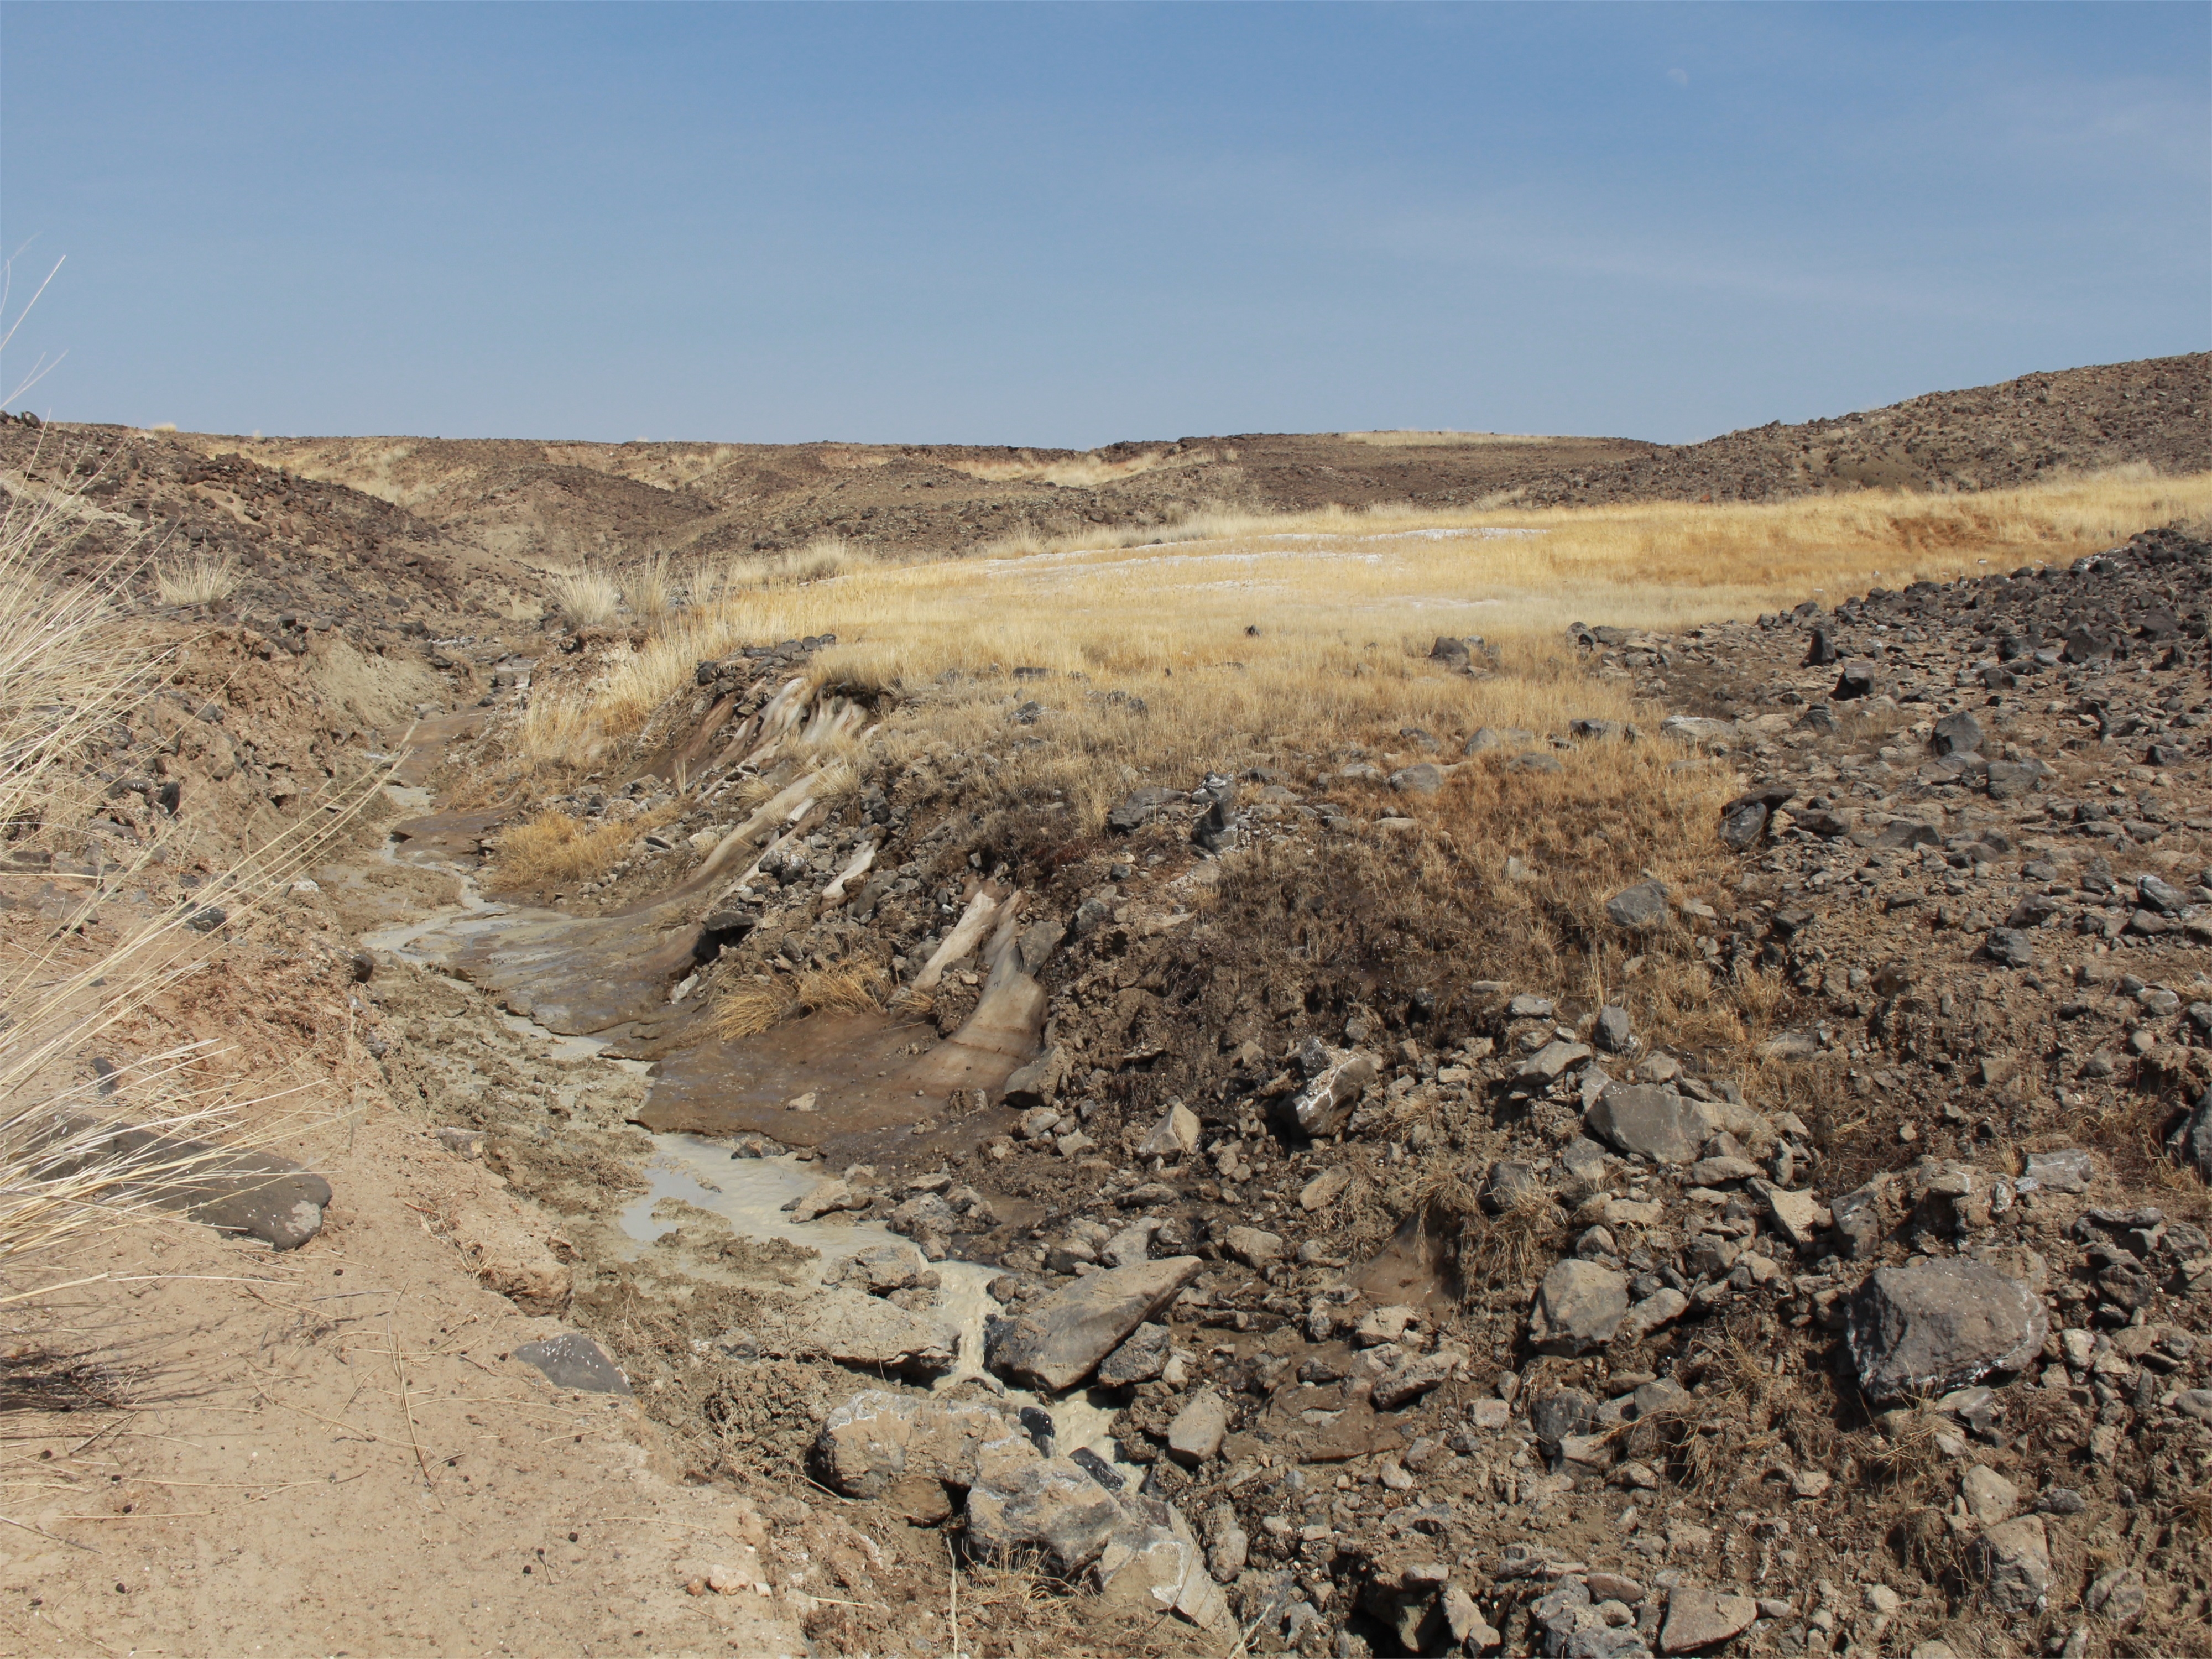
[2,3,2205,447]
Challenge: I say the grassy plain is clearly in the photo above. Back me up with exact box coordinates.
[525,470,2211,787]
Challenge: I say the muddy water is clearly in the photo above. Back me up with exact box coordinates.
[614,1136,1133,1470]
[359,804,1133,1475]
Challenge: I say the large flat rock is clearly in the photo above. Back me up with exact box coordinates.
[985,1257,1203,1392]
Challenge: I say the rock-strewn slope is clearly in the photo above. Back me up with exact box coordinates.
[16,352,2197,575]
[335,518,2212,1659]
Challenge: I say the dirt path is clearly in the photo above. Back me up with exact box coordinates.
[0,790,811,1657]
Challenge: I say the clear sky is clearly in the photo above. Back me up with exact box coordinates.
[2,3,2205,448]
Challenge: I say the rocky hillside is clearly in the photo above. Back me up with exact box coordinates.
[14,352,2198,582]
[1494,353,2212,510]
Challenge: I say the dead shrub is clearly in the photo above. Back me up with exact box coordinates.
[492,806,676,888]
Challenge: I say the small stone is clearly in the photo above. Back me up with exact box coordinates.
[1585,1083,1714,1165]
[1750,1178,1828,1250]
[1389,763,1444,795]
[2022,1149,2093,1193]
[1218,1225,1284,1267]
[1615,1287,1688,1345]
[1097,1322,1171,1386]
[1166,1389,1229,1465]
[1135,1102,1201,1157]
[2084,1567,2146,1630]
[1984,927,2036,968]
[1604,880,1670,931]
[1529,1260,1630,1354]
[1516,1039,1593,1081]
[1960,1464,2019,1524]
[1660,1587,1758,1653]
[1593,1006,1634,1053]
[1299,1167,1351,1212]
[1975,1514,2051,1613]
[1846,1259,2048,1403]
[1274,1048,1379,1139]
[1931,711,1984,757]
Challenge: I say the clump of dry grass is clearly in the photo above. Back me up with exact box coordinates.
[492,804,677,888]
[549,562,620,625]
[625,551,673,625]
[711,963,885,1042]
[153,546,239,607]
[1458,1187,1565,1294]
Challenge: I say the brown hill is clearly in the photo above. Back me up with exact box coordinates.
[4,352,2202,633]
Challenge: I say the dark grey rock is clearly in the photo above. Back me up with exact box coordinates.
[1593,1006,1634,1053]
[513,1332,631,1394]
[1097,1321,1171,1385]
[1931,711,1985,756]
[1984,927,2036,968]
[1529,1260,1630,1354]
[2168,1089,2212,1177]
[1603,880,1669,930]
[1106,787,1183,833]
[1832,662,1879,700]
[1466,726,1535,754]
[1531,1386,1597,1446]
[985,1258,1203,1391]
[1986,757,2052,800]
[2023,1149,2094,1193]
[1845,1259,2048,1404]
[2138,873,2189,915]
[1718,798,1767,851]
[1480,1160,1551,1215]
[1584,1083,1714,1165]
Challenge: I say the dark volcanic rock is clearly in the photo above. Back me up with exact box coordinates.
[1845,1259,2048,1403]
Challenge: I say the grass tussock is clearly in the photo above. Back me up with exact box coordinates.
[712,963,886,1042]
[492,804,677,888]
[549,562,620,626]
[153,546,239,607]
[626,551,674,624]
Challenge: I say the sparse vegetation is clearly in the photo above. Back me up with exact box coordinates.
[547,561,620,624]
[153,545,240,607]
[712,962,885,1041]
[492,802,679,888]
[626,550,674,624]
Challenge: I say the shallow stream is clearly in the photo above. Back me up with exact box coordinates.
[359,783,1133,1473]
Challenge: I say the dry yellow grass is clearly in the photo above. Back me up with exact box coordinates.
[520,469,2208,793]
[626,551,674,624]
[945,448,1209,489]
[492,804,678,888]
[548,562,620,625]
[711,963,885,1041]
[153,546,240,607]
